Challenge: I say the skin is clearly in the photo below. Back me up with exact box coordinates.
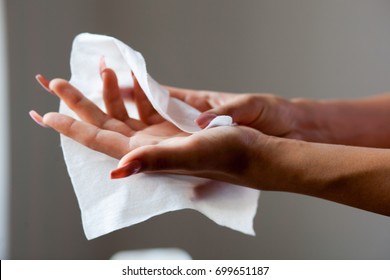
[31,68,390,216]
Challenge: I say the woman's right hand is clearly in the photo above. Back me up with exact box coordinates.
[168,86,320,141]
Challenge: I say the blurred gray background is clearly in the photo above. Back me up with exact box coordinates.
[3,0,390,259]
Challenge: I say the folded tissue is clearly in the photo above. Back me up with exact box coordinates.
[60,33,260,239]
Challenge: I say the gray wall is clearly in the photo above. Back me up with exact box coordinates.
[0,0,9,259]
[7,0,390,259]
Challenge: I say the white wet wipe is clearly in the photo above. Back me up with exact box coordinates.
[59,33,260,239]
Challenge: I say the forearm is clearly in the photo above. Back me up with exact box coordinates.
[293,93,390,148]
[251,136,390,216]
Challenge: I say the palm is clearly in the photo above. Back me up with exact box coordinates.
[129,121,188,150]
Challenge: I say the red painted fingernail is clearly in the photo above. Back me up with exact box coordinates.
[111,160,142,179]
[29,110,48,128]
[35,74,55,95]
[195,113,217,128]
[131,71,138,85]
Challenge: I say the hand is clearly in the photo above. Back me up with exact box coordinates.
[168,86,310,140]
[31,68,189,160]
[112,125,270,188]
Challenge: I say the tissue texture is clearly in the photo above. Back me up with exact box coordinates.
[60,33,260,239]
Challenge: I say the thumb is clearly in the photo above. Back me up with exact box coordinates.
[110,143,197,179]
[195,96,262,129]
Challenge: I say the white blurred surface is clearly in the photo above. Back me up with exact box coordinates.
[111,248,191,260]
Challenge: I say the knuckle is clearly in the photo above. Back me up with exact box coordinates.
[64,118,77,135]
[69,93,84,108]
[88,128,103,150]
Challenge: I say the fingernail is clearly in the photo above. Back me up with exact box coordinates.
[99,56,107,78]
[111,160,142,179]
[29,110,48,128]
[131,71,138,84]
[35,74,55,95]
[195,113,217,128]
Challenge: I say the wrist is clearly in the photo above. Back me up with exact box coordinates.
[249,134,337,196]
[246,133,309,192]
[248,133,336,194]
[290,98,336,144]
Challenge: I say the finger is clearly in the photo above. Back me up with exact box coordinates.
[195,95,262,128]
[100,57,135,100]
[101,67,129,120]
[166,86,213,111]
[133,72,164,124]
[100,57,145,130]
[119,86,135,100]
[36,74,55,95]
[100,57,129,120]
[42,112,130,159]
[111,142,195,179]
[101,68,146,130]
[49,78,109,124]
[165,85,192,100]
[99,55,107,76]
[29,110,49,128]
[49,78,134,136]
